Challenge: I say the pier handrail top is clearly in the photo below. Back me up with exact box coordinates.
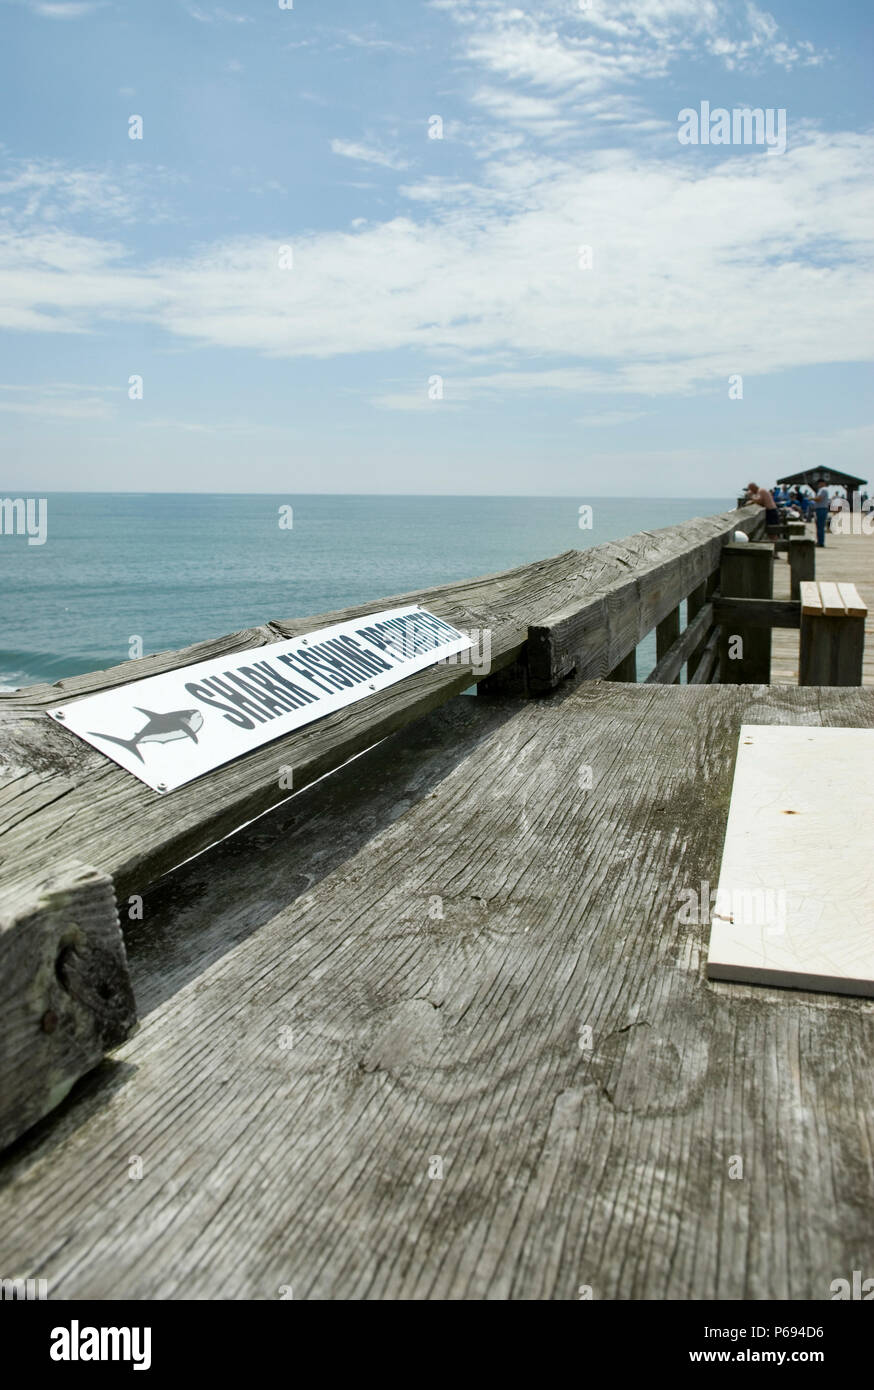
[1,506,759,712]
[1,505,760,917]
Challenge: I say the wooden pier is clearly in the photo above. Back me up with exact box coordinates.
[1,505,873,1300]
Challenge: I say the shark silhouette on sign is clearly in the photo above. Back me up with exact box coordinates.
[89,707,204,764]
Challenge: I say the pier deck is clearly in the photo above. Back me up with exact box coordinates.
[2,681,872,1300]
[771,522,874,684]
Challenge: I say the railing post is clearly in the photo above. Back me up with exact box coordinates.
[784,520,806,561]
[656,606,681,685]
[788,536,815,602]
[719,542,774,683]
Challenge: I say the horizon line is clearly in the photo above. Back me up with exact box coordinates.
[0,489,739,500]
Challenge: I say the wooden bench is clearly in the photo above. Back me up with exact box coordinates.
[800,581,867,685]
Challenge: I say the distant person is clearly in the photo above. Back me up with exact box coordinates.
[747,481,779,530]
[814,481,830,547]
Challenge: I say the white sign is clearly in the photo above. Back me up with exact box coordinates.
[50,606,473,793]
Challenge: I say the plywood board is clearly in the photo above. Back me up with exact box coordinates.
[707,724,874,995]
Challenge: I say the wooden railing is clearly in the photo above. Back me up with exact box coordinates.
[0,503,765,1147]
[0,505,765,906]
[525,505,765,690]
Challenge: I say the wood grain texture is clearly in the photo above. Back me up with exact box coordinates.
[0,509,757,910]
[0,864,136,1150]
[527,508,761,692]
[0,683,872,1300]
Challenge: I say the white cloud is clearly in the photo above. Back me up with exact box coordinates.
[470,87,574,137]
[0,131,871,403]
[184,5,252,22]
[576,409,648,427]
[0,382,114,418]
[0,158,182,226]
[436,0,826,111]
[29,2,102,17]
[339,31,412,53]
[0,0,857,439]
[330,139,410,171]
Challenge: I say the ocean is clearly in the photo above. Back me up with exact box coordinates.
[0,494,733,690]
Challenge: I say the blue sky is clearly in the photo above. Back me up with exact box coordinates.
[0,0,871,495]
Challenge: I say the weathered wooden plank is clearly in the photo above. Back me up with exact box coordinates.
[0,863,136,1150]
[837,582,867,618]
[527,508,761,693]
[645,601,713,684]
[688,626,720,684]
[685,579,709,682]
[712,597,800,630]
[0,547,611,911]
[800,580,823,615]
[0,509,758,908]
[1,684,872,1299]
[819,581,845,616]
